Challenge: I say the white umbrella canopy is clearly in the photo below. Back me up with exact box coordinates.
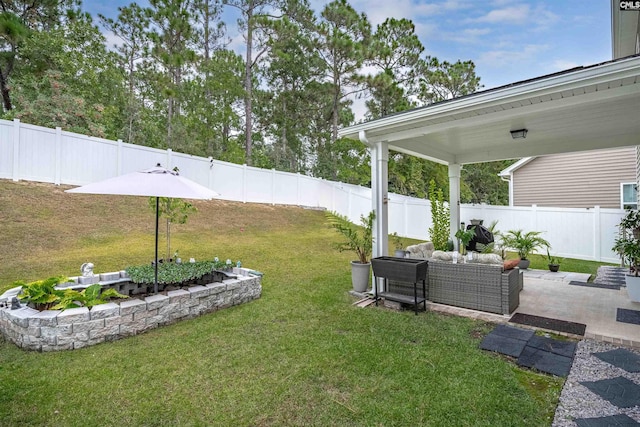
[65,164,220,199]
[66,164,220,293]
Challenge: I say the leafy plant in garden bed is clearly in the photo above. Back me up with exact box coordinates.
[125,258,238,287]
[16,277,127,311]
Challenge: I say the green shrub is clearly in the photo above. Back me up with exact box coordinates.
[53,284,127,310]
[16,276,68,311]
[17,277,127,311]
[325,211,375,264]
[428,179,450,251]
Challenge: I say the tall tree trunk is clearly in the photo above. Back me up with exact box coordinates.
[244,7,253,165]
[0,69,12,111]
[168,98,173,148]
[332,72,339,143]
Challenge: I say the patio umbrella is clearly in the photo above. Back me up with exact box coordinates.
[66,164,220,293]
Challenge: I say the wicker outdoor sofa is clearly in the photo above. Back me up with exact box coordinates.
[387,243,523,315]
[427,260,522,315]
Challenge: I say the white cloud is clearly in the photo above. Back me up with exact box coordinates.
[474,4,530,25]
[470,2,558,29]
[349,0,440,27]
[440,27,493,44]
[477,44,550,67]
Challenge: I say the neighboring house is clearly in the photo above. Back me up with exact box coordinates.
[499,147,637,209]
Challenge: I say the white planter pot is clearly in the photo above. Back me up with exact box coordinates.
[351,261,371,293]
[626,274,640,302]
[394,249,408,258]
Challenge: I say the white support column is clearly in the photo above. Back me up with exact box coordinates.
[448,164,461,250]
[369,145,389,260]
[362,131,389,293]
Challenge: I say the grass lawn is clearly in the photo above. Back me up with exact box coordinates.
[0,180,567,426]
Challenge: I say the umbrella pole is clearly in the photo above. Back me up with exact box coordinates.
[154,196,159,294]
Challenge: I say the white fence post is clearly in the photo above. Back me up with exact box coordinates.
[54,127,62,185]
[594,206,601,261]
[296,173,301,206]
[242,164,247,203]
[166,148,173,169]
[404,198,409,237]
[331,182,336,212]
[116,139,123,175]
[12,118,20,181]
[271,169,276,206]
[207,157,214,190]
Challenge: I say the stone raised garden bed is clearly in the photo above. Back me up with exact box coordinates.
[0,267,262,352]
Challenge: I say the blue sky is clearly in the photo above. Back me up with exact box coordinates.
[84,0,613,91]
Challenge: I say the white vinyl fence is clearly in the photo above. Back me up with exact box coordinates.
[0,118,625,263]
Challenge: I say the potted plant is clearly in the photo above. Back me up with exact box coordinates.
[613,210,640,301]
[547,249,561,272]
[620,209,640,239]
[326,211,375,293]
[391,232,407,258]
[455,226,476,257]
[500,229,550,270]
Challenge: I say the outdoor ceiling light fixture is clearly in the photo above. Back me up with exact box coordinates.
[510,129,528,139]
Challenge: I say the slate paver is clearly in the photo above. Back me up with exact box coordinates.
[479,325,577,376]
[492,324,536,341]
[581,376,640,408]
[479,333,529,358]
[574,414,639,426]
[526,335,578,358]
[594,348,640,373]
[517,345,574,377]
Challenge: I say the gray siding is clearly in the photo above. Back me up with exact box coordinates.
[512,147,636,208]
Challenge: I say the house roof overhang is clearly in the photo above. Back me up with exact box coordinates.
[498,157,534,177]
[339,55,640,166]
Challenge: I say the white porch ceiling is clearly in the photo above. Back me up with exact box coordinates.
[339,55,640,165]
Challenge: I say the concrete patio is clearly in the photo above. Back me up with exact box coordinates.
[517,270,640,347]
[425,269,640,349]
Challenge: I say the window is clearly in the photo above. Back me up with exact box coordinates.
[622,182,638,209]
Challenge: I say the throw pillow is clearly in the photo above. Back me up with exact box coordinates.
[467,253,503,265]
[431,250,453,262]
[503,259,520,270]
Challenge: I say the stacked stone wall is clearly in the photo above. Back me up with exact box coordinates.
[0,273,261,351]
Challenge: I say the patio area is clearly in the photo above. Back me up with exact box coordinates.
[425,268,640,348]
[517,269,640,347]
